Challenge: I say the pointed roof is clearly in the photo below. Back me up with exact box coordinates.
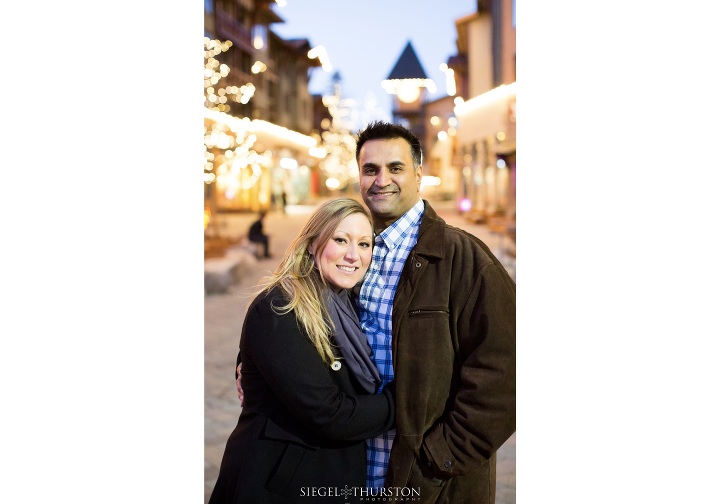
[386,41,428,80]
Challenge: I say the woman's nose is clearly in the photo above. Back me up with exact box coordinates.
[345,243,359,260]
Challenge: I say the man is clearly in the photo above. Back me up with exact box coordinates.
[247,211,271,259]
[355,121,515,503]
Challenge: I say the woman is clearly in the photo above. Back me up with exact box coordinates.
[209,199,393,504]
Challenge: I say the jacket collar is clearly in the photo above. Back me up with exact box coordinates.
[411,200,446,260]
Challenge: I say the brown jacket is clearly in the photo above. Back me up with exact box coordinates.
[384,201,516,504]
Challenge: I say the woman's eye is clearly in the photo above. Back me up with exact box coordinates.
[359,242,371,248]
[333,237,346,244]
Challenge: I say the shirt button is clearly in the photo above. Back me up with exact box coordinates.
[444,460,453,468]
[415,262,421,268]
[331,361,342,371]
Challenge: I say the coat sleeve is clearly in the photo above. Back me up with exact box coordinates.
[422,260,516,477]
[243,297,395,442]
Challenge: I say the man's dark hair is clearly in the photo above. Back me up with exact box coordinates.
[355,121,423,168]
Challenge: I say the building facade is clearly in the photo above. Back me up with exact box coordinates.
[451,0,516,222]
[203,0,326,216]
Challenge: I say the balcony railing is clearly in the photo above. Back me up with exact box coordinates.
[216,8,252,49]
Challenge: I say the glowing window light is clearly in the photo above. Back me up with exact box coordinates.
[251,61,267,74]
[437,131,448,141]
[204,208,212,229]
[397,83,420,103]
[420,176,441,190]
[445,69,456,96]
[309,146,327,158]
[325,177,341,190]
[440,63,456,96]
[279,157,298,170]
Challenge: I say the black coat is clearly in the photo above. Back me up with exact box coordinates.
[209,287,396,504]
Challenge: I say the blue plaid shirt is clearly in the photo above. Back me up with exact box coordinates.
[358,199,424,488]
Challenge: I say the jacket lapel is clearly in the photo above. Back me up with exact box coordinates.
[391,201,446,363]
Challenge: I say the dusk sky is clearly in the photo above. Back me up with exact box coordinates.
[270,0,478,124]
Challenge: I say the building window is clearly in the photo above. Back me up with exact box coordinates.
[252,25,268,50]
[219,0,235,17]
[241,51,252,75]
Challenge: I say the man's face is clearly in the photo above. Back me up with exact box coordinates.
[358,138,422,228]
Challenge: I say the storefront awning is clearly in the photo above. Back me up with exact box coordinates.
[204,109,318,152]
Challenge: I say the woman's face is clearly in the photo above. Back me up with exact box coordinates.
[314,212,373,291]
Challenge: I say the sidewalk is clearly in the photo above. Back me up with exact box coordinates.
[204,199,516,503]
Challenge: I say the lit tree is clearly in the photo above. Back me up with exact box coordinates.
[318,72,359,192]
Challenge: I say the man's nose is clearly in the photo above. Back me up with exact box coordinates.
[374,168,391,187]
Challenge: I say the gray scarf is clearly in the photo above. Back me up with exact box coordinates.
[324,288,381,393]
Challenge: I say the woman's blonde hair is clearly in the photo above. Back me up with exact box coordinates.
[256,198,372,364]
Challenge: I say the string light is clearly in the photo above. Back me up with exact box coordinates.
[317,79,358,190]
[381,78,437,103]
[203,36,326,203]
[204,37,265,193]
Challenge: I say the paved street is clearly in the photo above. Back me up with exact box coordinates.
[204,197,516,503]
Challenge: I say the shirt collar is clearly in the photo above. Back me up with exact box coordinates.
[376,199,425,250]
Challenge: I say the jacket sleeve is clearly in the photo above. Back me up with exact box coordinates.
[243,298,395,442]
[422,260,516,477]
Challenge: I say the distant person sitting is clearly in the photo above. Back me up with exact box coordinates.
[248,211,271,259]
